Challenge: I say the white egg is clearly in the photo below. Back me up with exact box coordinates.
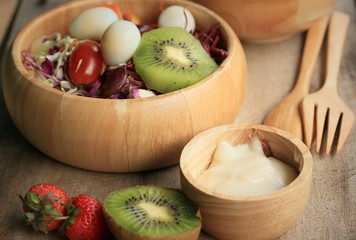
[69,7,118,41]
[158,5,196,33]
[101,20,141,66]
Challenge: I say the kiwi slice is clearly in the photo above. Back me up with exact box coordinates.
[103,186,201,240]
[133,27,218,93]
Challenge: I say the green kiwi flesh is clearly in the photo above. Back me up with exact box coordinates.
[103,186,201,240]
[133,27,218,93]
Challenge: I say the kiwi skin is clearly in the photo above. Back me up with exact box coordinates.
[103,186,202,240]
[104,211,201,240]
[133,27,218,93]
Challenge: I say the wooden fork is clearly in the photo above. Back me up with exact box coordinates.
[301,11,355,155]
[263,16,329,140]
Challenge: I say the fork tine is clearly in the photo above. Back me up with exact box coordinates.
[301,101,315,149]
[325,108,341,155]
[335,110,355,154]
[315,104,328,153]
[301,12,353,155]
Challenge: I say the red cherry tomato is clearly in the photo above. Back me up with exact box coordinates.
[67,41,104,86]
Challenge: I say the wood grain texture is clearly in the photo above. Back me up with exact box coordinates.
[0,0,355,239]
[180,124,313,240]
[263,15,329,140]
[301,11,355,154]
[192,0,335,42]
[2,0,246,172]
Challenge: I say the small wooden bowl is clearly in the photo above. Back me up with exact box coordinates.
[192,0,335,42]
[2,0,246,172]
[180,124,313,240]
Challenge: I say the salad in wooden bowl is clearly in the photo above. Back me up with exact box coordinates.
[2,0,246,172]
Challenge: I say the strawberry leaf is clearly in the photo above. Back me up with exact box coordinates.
[63,202,82,229]
[39,222,48,234]
[24,212,35,221]
[27,192,40,205]
[71,208,82,218]
[43,205,62,216]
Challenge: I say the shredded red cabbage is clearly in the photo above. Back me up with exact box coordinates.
[22,51,61,84]
[22,23,228,99]
[100,63,146,98]
[194,23,228,64]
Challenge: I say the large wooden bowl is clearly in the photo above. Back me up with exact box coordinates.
[192,0,335,42]
[2,0,246,172]
[180,124,313,239]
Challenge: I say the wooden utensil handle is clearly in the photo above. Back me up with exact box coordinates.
[324,11,350,89]
[295,15,329,93]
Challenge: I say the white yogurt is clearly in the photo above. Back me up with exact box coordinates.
[197,136,298,197]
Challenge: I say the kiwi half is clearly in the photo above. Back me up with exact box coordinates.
[103,186,201,240]
[133,27,218,93]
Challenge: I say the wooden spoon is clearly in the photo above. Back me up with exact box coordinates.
[263,15,329,140]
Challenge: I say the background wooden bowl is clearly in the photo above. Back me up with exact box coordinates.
[180,124,313,240]
[192,0,335,42]
[2,0,246,172]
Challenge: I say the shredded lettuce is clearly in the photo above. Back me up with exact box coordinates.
[22,33,86,95]
[22,33,147,98]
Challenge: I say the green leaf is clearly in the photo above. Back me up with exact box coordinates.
[43,205,62,216]
[27,193,40,205]
[24,212,35,221]
[43,192,61,204]
[39,222,48,233]
[72,208,82,217]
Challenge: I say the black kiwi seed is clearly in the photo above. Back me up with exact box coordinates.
[103,186,202,239]
[133,27,218,93]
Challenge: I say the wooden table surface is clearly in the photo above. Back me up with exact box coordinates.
[0,0,355,239]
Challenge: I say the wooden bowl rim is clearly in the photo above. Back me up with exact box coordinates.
[180,123,313,202]
[11,0,241,104]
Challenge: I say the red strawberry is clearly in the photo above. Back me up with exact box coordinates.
[19,183,70,233]
[65,194,112,240]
